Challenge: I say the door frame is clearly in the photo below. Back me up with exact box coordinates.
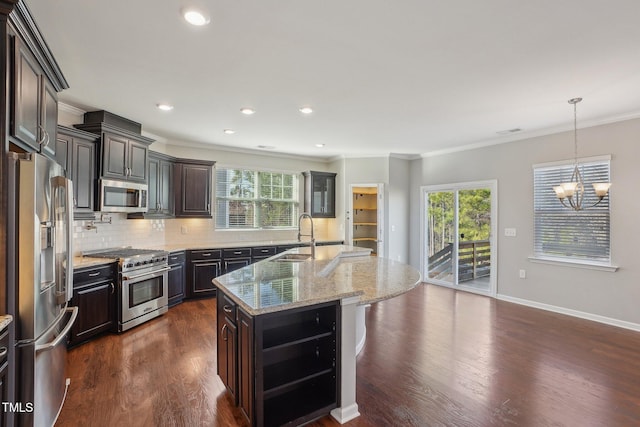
[420,180,498,297]
[347,183,385,258]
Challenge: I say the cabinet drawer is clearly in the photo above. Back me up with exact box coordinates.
[189,249,221,260]
[223,248,251,258]
[0,328,8,365]
[252,247,276,257]
[74,263,117,286]
[220,293,237,321]
[168,251,186,264]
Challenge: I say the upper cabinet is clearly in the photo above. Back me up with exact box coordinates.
[57,126,99,219]
[101,131,149,182]
[8,1,69,157]
[75,111,154,184]
[303,171,337,218]
[129,151,175,219]
[174,160,215,218]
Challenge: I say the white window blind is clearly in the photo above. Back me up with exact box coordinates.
[215,168,299,229]
[533,159,610,263]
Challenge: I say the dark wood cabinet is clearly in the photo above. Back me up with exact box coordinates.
[57,126,99,219]
[0,326,9,427]
[101,132,149,182]
[70,263,117,347]
[174,160,215,218]
[237,309,254,422]
[251,246,277,262]
[303,171,337,218]
[167,251,186,307]
[216,289,339,427]
[217,294,238,403]
[74,122,154,184]
[10,32,60,157]
[223,248,252,274]
[148,152,174,217]
[187,249,222,298]
[128,150,176,219]
[54,131,70,172]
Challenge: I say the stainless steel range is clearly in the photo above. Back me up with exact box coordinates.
[84,247,170,331]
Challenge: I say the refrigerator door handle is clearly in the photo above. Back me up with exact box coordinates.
[35,307,78,354]
[52,175,75,302]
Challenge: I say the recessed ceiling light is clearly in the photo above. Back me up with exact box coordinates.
[223,129,235,134]
[157,103,174,111]
[182,7,211,26]
[299,106,314,114]
[315,143,325,148]
[240,107,256,115]
[257,145,276,150]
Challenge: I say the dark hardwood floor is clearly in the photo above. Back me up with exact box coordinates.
[57,284,640,426]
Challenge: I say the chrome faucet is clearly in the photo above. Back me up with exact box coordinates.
[297,213,316,258]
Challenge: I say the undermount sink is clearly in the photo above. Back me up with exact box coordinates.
[274,253,311,262]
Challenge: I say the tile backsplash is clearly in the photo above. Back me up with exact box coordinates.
[73,214,334,255]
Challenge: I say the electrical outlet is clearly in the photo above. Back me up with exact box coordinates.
[181,226,188,234]
[519,269,526,279]
[505,228,517,237]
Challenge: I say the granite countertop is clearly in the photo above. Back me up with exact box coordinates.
[0,314,13,331]
[213,245,422,316]
[73,240,345,268]
[73,256,117,269]
[155,239,344,253]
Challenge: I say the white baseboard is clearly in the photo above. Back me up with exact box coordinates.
[331,404,360,424]
[496,294,640,332]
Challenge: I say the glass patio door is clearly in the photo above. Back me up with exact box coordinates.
[423,181,496,295]
[425,191,455,285]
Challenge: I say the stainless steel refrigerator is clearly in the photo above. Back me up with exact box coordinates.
[8,152,78,427]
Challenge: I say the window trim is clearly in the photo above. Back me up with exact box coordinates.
[531,154,616,271]
[214,165,300,230]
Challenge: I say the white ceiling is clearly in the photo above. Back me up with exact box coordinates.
[26,0,640,160]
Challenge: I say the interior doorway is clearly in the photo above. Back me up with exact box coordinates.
[348,184,384,257]
[421,180,497,296]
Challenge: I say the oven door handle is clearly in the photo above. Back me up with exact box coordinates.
[122,266,171,281]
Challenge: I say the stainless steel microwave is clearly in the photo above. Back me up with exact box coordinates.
[99,179,148,213]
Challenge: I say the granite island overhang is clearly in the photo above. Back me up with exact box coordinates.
[213,245,422,425]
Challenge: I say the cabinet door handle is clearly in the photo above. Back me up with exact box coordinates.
[0,347,7,358]
[233,251,242,255]
[202,253,211,257]
[223,305,233,314]
[221,324,228,341]
[88,272,101,277]
[170,256,178,261]
[37,125,48,146]
[110,282,115,294]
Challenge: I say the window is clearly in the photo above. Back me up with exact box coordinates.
[533,157,611,264]
[215,168,299,229]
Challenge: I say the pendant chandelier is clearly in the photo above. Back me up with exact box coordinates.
[552,97,611,210]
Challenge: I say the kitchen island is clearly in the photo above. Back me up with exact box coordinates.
[213,245,421,426]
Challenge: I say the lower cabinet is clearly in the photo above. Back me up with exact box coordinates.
[217,288,339,427]
[222,248,251,274]
[167,251,186,306]
[70,263,117,347]
[0,326,9,427]
[217,294,238,403]
[251,246,276,263]
[187,249,222,298]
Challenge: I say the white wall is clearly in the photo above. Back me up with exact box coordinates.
[409,117,640,327]
[388,156,410,262]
